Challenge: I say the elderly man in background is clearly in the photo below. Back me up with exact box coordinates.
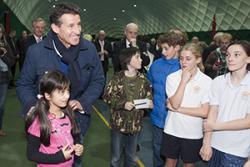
[112,22,149,74]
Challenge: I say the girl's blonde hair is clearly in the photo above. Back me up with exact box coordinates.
[180,43,205,72]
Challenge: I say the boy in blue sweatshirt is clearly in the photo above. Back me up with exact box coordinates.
[147,30,187,167]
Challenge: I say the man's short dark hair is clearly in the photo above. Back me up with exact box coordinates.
[119,47,140,70]
[49,3,80,25]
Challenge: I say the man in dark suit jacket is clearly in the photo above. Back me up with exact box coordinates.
[16,30,28,71]
[6,30,19,87]
[94,30,112,79]
[22,17,46,70]
[113,23,149,73]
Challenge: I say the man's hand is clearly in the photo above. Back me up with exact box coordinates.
[104,50,109,55]
[69,100,83,111]
[27,106,35,116]
[130,38,137,47]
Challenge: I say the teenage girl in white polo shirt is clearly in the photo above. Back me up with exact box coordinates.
[200,40,250,167]
[161,43,212,167]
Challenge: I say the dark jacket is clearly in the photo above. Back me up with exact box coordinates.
[23,35,37,53]
[16,37,27,70]
[16,35,105,135]
[113,39,149,73]
[0,37,16,84]
[94,40,112,73]
[6,36,19,57]
[204,48,227,79]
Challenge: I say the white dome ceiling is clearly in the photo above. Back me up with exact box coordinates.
[3,0,250,38]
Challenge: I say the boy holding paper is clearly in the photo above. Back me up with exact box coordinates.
[103,47,153,167]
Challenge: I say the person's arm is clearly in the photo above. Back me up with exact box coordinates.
[16,46,38,115]
[77,45,105,115]
[168,77,211,118]
[200,78,220,161]
[204,84,250,132]
[200,105,219,161]
[204,113,250,131]
[168,102,209,118]
[168,69,191,110]
[72,133,83,157]
[27,134,66,164]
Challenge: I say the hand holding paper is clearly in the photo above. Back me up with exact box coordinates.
[133,99,152,109]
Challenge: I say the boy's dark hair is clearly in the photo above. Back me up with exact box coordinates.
[49,3,80,25]
[158,31,186,48]
[119,47,140,70]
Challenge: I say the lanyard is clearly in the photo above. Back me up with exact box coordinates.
[52,40,62,58]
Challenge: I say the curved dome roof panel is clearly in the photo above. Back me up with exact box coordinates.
[3,0,250,38]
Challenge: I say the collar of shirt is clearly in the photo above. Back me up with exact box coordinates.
[226,71,250,87]
[99,40,104,46]
[34,35,42,43]
[126,39,131,48]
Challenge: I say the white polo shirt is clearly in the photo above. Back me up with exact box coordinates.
[210,72,250,158]
[164,69,212,139]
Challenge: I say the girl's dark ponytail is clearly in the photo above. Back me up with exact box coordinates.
[36,97,51,146]
[25,97,51,146]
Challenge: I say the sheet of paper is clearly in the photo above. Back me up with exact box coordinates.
[133,98,150,109]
